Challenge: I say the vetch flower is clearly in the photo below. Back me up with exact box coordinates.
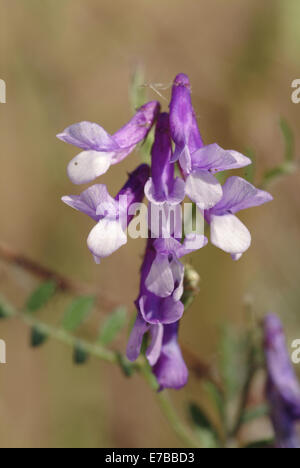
[127,314,188,390]
[205,176,273,260]
[169,73,252,209]
[144,112,185,206]
[153,322,188,391]
[62,164,150,263]
[264,314,300,448]
[135,239,185,325]
[145,234,207,301]
[57,101,160,184]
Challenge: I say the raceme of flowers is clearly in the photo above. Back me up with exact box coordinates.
[58,73,273,390]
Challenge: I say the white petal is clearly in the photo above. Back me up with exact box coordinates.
[67,150,113,185]
[145,254,175,298]
[168,178,186,205]
[87,219,127,258]
[186,170,223,209]
[210,214,251,255]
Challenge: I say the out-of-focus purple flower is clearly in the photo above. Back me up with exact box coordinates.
[205,177,273,260]
[62,164,150,263]
[169,73,251,209]
[145,234,207,300]
[57,101,160,184]
[264,314,300,448]
[153,322,188,391]
[145,112,185,205]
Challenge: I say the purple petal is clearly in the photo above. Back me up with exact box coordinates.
[169,74,193,165]
[57,121,119,151]
[139,293,184,325]
[188,111,204,154]
[191,144,251,173]
[146,323,164,366]
[264,315,300,420]
[62,184,115,221]
[212,177,273,215]
[145,253,175,298]
[113,101,160,150]
[153,322,188,390]
[126,313,149,362]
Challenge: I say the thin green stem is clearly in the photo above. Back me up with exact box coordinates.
[0,294,201,448]
[140,362,201,448]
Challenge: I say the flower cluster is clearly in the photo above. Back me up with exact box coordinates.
[59,73,272,390]
[264,315,300,448]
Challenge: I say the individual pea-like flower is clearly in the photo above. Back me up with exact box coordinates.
[127,257,188,392]
[145,235,207,301]
[62,164,150,263]
[144,112,185,206]
[153,322,188,391]
[264,314,300,448]
[127,315,188,390]
[169,73,252,209]
[134,239,185,326]
[57,101,160,184]
[204,176,273,260]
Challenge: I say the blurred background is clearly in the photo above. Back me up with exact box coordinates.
[0,0,300,448]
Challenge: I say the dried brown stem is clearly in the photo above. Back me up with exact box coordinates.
[0,240,118,310]
[0,240,217,383]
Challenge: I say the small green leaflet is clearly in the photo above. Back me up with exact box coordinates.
[62,296,95,332]
[26,281,57,312]
[31,325,48,347]
[98,307,127,346]
[280,117,294,163]
[73,341,90,365]
[188,402,220,448]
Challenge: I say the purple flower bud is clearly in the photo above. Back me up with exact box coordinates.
[205,177,273,259]
[57,101,160,184]
[62,164,150,263]
[144,112,185,206]
[169,73,194,170]
[264,314,300,448]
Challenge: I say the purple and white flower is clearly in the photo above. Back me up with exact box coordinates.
[153,322,188,391]
[62,164,150,263]
[57,101,160,184]
[127,313,188,390]
[205,176,273,260]
[145,235,207,301]
[169,73,252,209]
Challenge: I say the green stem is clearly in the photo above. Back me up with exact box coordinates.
[0,294,200,448]
[140,362,201,448]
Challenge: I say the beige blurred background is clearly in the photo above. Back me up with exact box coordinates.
[0,0,300,448]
